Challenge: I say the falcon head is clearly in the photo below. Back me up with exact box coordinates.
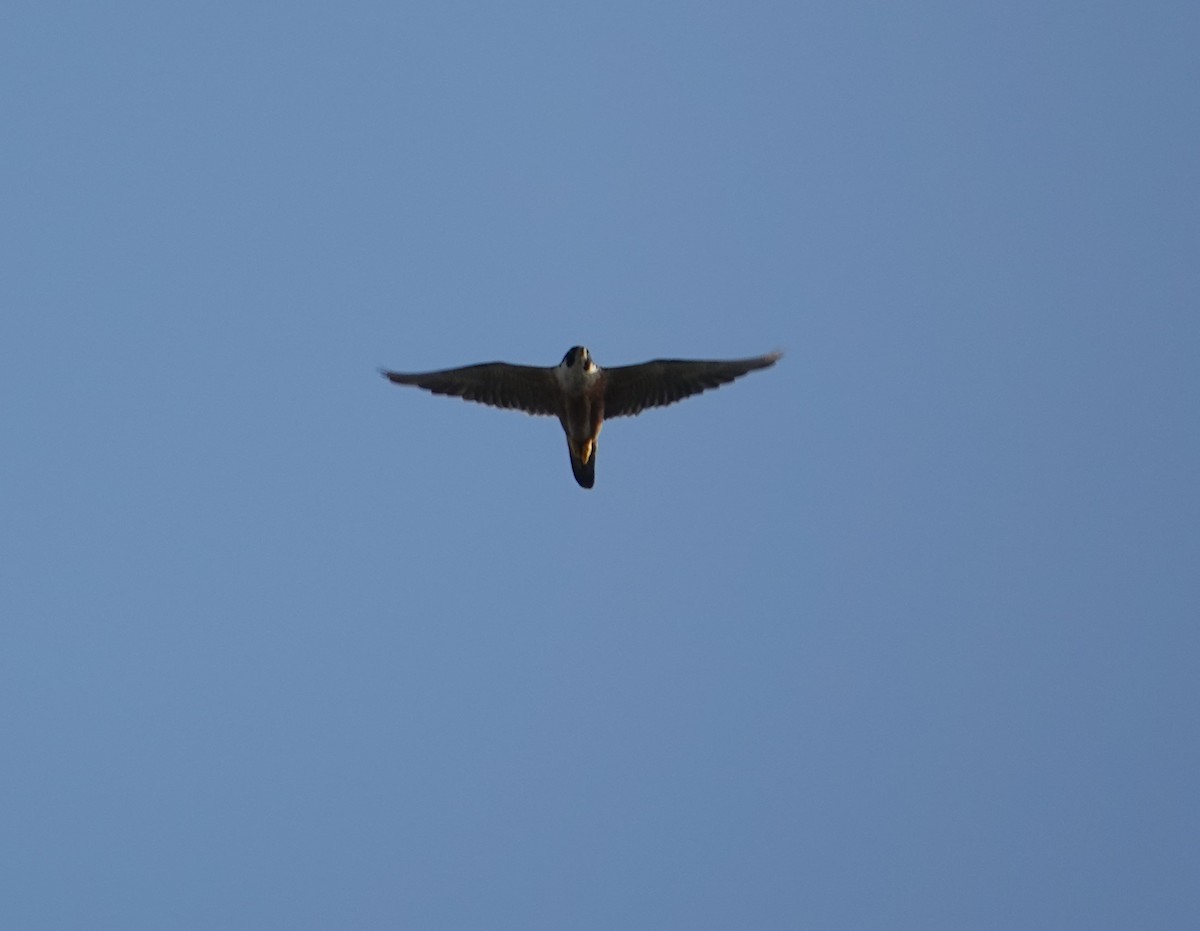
[561,346,595,372]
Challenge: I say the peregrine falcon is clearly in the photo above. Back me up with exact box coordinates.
[382,346,781,488]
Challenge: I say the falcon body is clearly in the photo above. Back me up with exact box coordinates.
[382,346,781,488]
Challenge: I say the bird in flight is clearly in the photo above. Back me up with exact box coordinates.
[381,346,782,489]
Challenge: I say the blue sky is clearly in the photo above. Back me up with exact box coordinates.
[2,2,1198,928]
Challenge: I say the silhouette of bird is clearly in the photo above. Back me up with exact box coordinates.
[382,346,782,488]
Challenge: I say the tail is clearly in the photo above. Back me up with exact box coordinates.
[569,448,596,489]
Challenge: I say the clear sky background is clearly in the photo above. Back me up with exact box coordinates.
[3,2,1197,928]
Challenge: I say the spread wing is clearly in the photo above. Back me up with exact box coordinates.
[602,351,781,418]
[381,362,561,416]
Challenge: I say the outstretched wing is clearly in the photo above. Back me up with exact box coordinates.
[602,351,781,418]
[382,362,561,416]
